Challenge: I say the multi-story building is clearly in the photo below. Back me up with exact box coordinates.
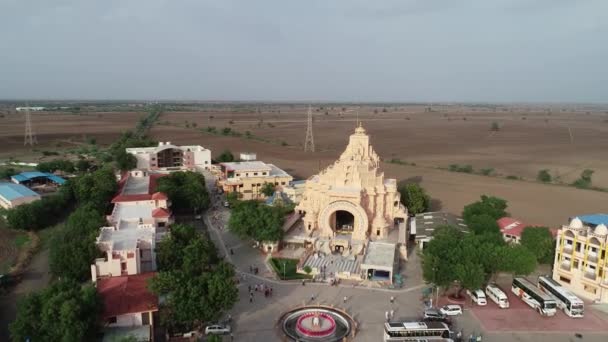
[552,215,608,303]
[126,142,211,171]
[218,161,293,200]
[91,170,172,280]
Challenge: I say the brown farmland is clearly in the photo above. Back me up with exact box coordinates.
[1,104,608,226]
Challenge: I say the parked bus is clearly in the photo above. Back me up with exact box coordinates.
[538,276,584,318]
[485,283,509,308]
[383,321,453,342]
[511,277,557,316]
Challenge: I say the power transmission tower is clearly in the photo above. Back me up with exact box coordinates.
[24,107,37,146]
[304,105,315,152]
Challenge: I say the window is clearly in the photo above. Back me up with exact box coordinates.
[559,276,571,284]
[254,173,258,176]
[109,317,117,324]
[576,242,581,252]
[583,285,597,294]
[602,250,606,259]
[573,260,579,269]
[239,184,244,188]
[281,182,285,185]
[376,230,380,236]
[158,222,165,228]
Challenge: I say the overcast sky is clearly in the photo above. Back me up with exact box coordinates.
[1,0,606,102]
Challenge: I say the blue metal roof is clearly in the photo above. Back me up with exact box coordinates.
[0,183,39,201]
[578,214,608,227]
[10,172,66,185]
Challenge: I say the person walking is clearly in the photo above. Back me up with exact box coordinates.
[343,296,347,303]
[310,294,315,302]
[389,309,394,320]
[385,311,389,322]
[390,296,395,304]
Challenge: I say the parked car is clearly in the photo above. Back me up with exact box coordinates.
[205,324,231,335]
[466,289,487,306]
[423,308,451,324]
[439,304,463,316]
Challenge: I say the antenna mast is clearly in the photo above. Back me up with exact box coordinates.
[304,105,315,152]
[24,106,37,146]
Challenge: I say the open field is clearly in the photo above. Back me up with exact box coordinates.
[1,104,608,226]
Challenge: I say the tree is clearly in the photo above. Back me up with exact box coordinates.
[75,159,92,172]
[421,226,465,288]
[10,279,100,342]
[6,187,74,230]
[49,204,105,280]
[115,149,137,171]
[520,227,555,264]
[500,245,537,275]
[228,200,284,242]
[216,150,235,162]
[572,169,594,188]
[150,224,237,331]
[0,167,16,179]
[157,171,210,214]
[466,214,501,236]
[303,265,312,275]
[72,167,118,210]
[462,195,508,223]
[537,169,552,183]
[491,122,500,131]
[37,159,75,173]
[398,183,430,215]
[261,182,276,197]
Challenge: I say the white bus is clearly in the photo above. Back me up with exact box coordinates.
[512,277,557,316]
[383,321,453,342]
[538,276,584,318]
[485,283,509,308]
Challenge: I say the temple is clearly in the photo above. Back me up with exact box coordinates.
[294,124,408,283]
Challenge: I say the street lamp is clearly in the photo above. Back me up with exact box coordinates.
[283,261,286,279]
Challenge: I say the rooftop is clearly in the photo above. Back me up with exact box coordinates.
[11,171,66,185]
[361,241,396,268]
[497,217,528,238]
[97,272,158,318]
[577,214,608,227]
[221,161,272,172]
[112,172,165,203]
[414,212,468,239]
[0,183,40,201]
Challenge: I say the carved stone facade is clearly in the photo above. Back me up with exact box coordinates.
[296,124,407,248]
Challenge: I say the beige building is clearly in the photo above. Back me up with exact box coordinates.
[218,161,293,200]
[552,216,608,303]
[296,124,407,248]
[126,142,211,171]
[91,170,173,280]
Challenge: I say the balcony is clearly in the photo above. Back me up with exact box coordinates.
[588,253,598,263]
[560,263,571,272]
[563,245,573,254]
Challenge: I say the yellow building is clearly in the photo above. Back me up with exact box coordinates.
[552,216,608,303]
[218,161,293,200]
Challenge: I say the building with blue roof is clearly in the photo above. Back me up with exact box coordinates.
[0,183,41,209]
[10,171,66,186]
[576,214,608,228]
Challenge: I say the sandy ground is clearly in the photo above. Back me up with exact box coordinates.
[1,105,608,226]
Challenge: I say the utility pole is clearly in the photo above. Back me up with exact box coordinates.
[304,105,315,152]
[24,106,37,146]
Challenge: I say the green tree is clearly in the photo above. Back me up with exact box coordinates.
[150,225,237,331]
[500,245,537,275]
[421,225,465,288]
[491,122,500,131]
[303,265,312,275]
[572,169,594,188]
[228,200,284,242]
[261,182,276,197]
[0,167,16,179]
[398,183,430,215]
[72,167,118,210]
[75,159,92,172]
[216,149,235,162]
[520,227,555,264]
[37,159,75,173]
[10,279,100,342]
[466,213,501,236]
[462,195,508,223]
[537,169,552,183]
[157,171,210,214]
[115,149,137,171]
[6,187,74,230]
[49,204,105,280]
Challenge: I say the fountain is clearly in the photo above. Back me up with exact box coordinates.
[279,305,354,341]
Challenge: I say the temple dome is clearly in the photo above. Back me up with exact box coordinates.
[569,217,583,229]
[594,224,608,236]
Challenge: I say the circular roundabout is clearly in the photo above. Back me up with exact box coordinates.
[279,305,354,341]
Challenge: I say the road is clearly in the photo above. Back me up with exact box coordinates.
[0,248,51,341]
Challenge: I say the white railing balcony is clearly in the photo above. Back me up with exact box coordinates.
[563,245,573,254]
[588,253,598,263]
[584,272,597,281]
[560,263,571,272]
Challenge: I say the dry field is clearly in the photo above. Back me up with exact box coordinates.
[1,104,608,226]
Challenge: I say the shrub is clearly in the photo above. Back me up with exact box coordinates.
[480,168,494,176]
[505,175,519,180]
[491,122,500,131]
[537,169,552,183]
[222,127,232,135]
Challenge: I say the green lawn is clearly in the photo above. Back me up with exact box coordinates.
[14,234,31,248]
[269,258,311,280]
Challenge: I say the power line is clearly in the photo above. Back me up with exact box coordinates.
[304,105,315,152]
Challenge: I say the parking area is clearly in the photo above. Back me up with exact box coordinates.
[464,287,608,332]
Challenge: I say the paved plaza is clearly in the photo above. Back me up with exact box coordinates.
[201,171,608,341]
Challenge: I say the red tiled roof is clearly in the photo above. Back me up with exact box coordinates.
[497,217,557,238]
[112,173,167,203]
[151,207,171,218]
[151,192,168,200]
[97,272,158,318]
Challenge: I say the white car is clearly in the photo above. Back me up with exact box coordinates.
[439,304,463,316]
[205,324,231,335]
[466,289,487,306]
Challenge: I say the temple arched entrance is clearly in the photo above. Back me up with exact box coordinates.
[318,201,369,241]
